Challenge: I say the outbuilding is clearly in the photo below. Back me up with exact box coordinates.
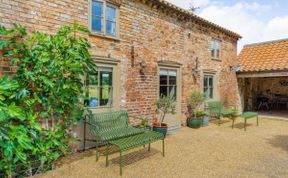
[237,39,288,118]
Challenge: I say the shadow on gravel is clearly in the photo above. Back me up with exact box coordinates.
[267,135,288,153]
[110,148,158,167]
[232,123,253,130]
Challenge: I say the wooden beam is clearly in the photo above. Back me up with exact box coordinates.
[237,71,288,78]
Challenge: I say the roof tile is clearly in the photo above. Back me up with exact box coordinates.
[237,39,288,72]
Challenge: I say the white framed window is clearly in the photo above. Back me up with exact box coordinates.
[159,69,177,100]
[85,67,113,108]
[211,38,220,59]
[204,75,214,99]
[90,0,118,37]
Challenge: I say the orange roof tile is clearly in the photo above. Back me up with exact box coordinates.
[153,0,242,39]
[237,39,288,72]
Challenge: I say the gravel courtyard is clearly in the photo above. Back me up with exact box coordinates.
[35,117,288,178]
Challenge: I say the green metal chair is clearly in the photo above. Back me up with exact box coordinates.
[206,101,236,125]
[84,110,145,161]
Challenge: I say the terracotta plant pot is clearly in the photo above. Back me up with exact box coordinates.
[152,122,168,136]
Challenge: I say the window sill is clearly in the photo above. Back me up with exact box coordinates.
[84,106,112,109]
[89,32,120,41]
[211,58,221,62]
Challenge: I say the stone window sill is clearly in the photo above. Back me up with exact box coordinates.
[211,58,222,62]
[89,32,120,41]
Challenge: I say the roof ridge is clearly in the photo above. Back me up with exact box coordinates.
[154,0,242,39]
[244,38,288,47]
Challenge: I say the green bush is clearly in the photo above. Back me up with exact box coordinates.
[0,23,96,177]
[156,95,176,126]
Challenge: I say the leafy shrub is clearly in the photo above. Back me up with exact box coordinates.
[0,23,96,177]
[156,95,176,126]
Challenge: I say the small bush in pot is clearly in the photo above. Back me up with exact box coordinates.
[187,92,206,128]
[187,111,206,128]
[153,95,176,136]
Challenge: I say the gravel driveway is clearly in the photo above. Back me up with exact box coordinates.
[34,117,288,178]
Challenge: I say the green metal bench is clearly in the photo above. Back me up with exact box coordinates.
[206,101,236,125]
[232,112,258,131]
[84,110,165,175]
[107,131,164,176]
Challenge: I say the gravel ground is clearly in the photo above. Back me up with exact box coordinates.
[34,117,288,178]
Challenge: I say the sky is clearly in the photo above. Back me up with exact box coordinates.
[166,0,288,52]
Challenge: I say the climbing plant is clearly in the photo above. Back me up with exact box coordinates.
[0,23,96,177]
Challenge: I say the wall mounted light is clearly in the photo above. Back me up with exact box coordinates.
[139,59,146,75]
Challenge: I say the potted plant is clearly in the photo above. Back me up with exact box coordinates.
[187,111,206,128]
[153,95,176,136]
[186,92,207,128]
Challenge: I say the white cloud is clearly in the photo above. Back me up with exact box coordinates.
[166,0,288,53]
[262,16,288,41]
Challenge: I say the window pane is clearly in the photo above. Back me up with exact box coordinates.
[169,86,177,100]
[92,17,102,31]
[168,70,177,76]
[106,6,116,21]
[211,49,215,58]
[169,75,176,85]
[88,86,99,107]
[100,86,112,106]
[209,88,213,99]
[204,76,208,88]
[160,69,168,75]
[106,21,116,36]
[209,76,213,88]
[88,73,98,85]
[160,75,167,85]
[216,49,220,58]
[216,41,220,49]
[100,71,112,86]
[160,86,168,97]
[92,1,103,16]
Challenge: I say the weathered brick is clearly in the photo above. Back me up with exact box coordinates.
[0,0,241,127]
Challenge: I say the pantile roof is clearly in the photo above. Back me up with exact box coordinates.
[143,0,242,39]
[237,39,288,72]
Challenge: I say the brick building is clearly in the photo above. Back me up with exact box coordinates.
[0,0,241,138]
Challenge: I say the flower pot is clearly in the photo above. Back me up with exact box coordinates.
[152,122,168,136]
[187,118,202,128]
[202,116,210,127]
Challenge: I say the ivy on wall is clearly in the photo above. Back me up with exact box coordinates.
[0,23,96,177]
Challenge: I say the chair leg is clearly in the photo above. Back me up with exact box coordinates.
[120,151,123,176]
[148,143,151,151]
[96,144,99,162]
[105,144,109,167]
[162,139,165,157]
[257,115,259,126]
[232,118,235,129]
[244,119,247,131]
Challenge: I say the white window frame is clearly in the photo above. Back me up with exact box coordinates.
[89,0,119,38]
[159,69,178,101]
[85,67,114,108]
[204,75,214,99]
[211,38,221,60]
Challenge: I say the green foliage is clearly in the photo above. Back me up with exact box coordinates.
[0,23,96,177]
[156,95,176,124]
[195,110,206,117]
[188,91,206,110]
[139,117,149,128]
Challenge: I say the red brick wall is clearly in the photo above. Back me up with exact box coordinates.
[0,0,240,125]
